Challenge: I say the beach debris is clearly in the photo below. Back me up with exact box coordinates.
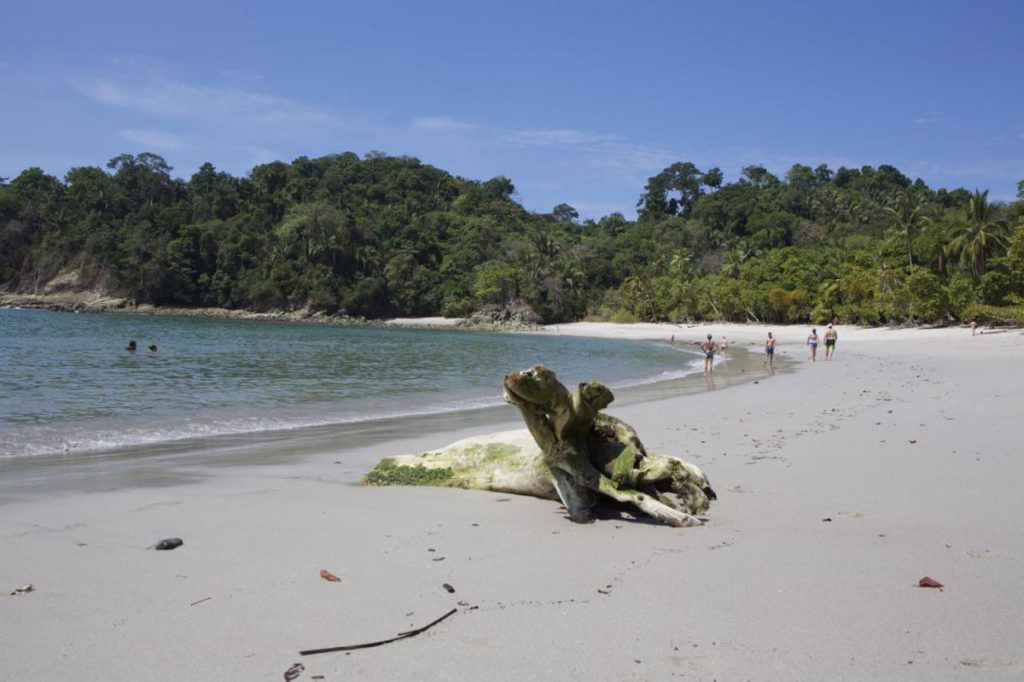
[822,517,832,522]
[284,662,305,680]
[154,537,184,550]
[918,576,944,588]
[10,584,35,596]
[300,608,458,656]
[319,569,341,583]
[190,596,212,606]
[442,583,455,593]
[363,365,714,528]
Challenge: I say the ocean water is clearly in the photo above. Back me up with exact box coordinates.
[0,308,706,459]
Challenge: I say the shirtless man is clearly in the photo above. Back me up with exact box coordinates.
[807,328,819,362]
[765,331,776,368]
[699,334,719,373]
[824,324,837,360]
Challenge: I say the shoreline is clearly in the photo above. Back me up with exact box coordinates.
[0,291,514,331]
[3,289,1010,335]
[0,342,784,503]
[2,321,1023,680]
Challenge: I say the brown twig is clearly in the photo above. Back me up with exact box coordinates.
[299,608,458,656]
[190,596,212,606]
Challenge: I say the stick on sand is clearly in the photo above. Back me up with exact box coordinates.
[299,608,458,656]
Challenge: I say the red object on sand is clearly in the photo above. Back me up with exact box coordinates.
[918,577,943,588]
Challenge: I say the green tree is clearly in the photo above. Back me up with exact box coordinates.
[906,269,947,321]
[948,190,1007,281]
[883,190,923,268]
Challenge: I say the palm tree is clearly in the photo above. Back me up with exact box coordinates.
[883,190,922,268]
[947,190,1007,281]
[919,208,955,278]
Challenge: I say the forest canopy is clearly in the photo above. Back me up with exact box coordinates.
[2,152,1023,325]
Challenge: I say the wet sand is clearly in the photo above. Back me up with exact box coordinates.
[2,323,1023,680]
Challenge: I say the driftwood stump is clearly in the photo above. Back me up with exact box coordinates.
[364,365,715,527]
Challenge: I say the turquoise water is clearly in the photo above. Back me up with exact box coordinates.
[0,308,704,459]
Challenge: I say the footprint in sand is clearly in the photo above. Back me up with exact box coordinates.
[18,522,87,536]
[961,659,1024,670]
[131,500,183,512]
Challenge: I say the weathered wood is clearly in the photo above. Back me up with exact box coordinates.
[364,365,714,527]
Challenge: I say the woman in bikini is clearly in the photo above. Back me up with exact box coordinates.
[807,328,819,362]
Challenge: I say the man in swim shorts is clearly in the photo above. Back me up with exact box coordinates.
[699,334,718,373]
[824,324,837,360]
[807,328,819,362]
[765,331,776,368]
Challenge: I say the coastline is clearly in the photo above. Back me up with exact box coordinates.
[0,336,780,503]
[2,322,1024,680]
[0,290,500,331]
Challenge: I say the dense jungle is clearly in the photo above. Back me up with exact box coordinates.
[3,151,1023,325]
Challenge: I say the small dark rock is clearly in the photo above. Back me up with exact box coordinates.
[442,583,455,593]
[154,538,184,550]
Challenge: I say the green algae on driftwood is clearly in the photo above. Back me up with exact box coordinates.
[363,365,715,527]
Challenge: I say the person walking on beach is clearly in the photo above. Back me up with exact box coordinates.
[765,331,776,368]
[824,324,837,360]
[720,336,728,354]
[699,334,719,373]
[807,328,819,362]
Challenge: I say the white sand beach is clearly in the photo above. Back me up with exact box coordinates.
[3,322,1023,680]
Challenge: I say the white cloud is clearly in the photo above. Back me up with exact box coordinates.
[117,128,183,150]
[411,116,479,133]
[504,128,619,147]
[71,66,347,131]
[498,126,677,185]
[905,158,1024,181]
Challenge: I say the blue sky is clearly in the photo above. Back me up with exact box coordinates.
[2,0,1022,218]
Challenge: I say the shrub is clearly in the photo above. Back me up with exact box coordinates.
[946,272,977,319]
[906,269,947,322]
[961,303,1024,326]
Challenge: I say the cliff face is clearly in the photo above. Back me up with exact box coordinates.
[0,269,129,311]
